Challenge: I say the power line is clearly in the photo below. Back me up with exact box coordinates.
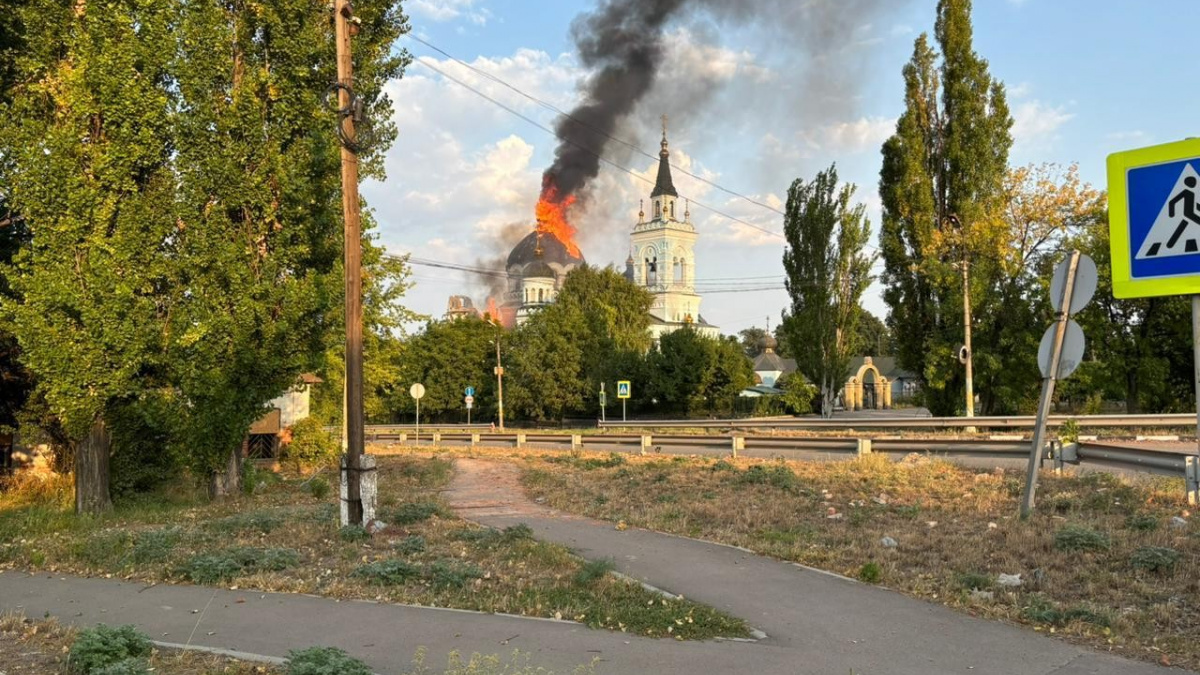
[404,34,785,217]
[410,57,789,243]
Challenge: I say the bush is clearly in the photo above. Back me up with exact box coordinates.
[710,459,736,472]
[573,558,615,586]
[394,535,426,555]
[69,624,153,674]
[1020,595,1110,628]
[285,647,372,675]
[92,659,150,675]
[353,559,420,585]
[130,528,181,564]
[954,572,993,591]
[737,463,796,490]
[1125,513,1159,531]
[339,525,370,542]
[1053,525,1110,552]
[284,417,339,468]
[427,560,483,589]
[858,562,882,583]
[180,547,300,584]
[207,510,285,535]
[388,501,442,525]
[307,477,331,499]
[1130,546,1181,573]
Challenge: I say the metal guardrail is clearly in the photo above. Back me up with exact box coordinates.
[597,413,1196,431]
[364,429,1200,503]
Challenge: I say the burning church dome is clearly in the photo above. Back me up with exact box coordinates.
[502,229,586,327]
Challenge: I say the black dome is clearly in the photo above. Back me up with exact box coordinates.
[506,230,585,269]
[523,260,556,279]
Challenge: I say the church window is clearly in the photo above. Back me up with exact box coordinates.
[647,256,657,286]
[654,201,660,218]
[680,258,687,284]
[673,258,682,283]
[670,201,675,218]
[538,288,544,303]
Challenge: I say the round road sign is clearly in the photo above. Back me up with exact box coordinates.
[410,383,426,400]
[464,395,474,405]
[1037,320,1085,380]
[1050,254,1098,315]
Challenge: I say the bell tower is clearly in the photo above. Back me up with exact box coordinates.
[630,116,709,339]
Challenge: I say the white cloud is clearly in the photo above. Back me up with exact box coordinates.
[889,24,913,37]
[813,116,896,154]
[1011,101,1074,146]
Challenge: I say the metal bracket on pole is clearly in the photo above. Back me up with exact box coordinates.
[1186,456,1199,506]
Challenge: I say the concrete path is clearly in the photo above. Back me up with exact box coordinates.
[0,458,1185,675]
[443,457,1189,675]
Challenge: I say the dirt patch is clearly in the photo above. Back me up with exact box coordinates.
[443,458,562,519]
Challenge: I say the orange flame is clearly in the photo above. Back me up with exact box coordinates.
[486,297,499,322]
[535,181,581,258]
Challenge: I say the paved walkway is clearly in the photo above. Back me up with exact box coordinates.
[0,459,1186,675]
[443,458,1188,675]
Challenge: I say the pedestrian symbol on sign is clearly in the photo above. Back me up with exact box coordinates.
[617,381,631,399]
[1136,164,1200,259]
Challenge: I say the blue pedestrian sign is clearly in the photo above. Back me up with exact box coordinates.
[464,386,475,397]
[1109,138,1200,298]
[617,380,631,399]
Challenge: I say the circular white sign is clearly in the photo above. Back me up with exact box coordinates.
[1050,254,1098,315]
[1038,320,1086,379]
[464,395,474,405]
[410,383,426,400]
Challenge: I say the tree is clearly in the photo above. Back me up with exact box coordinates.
[879,0,1013,415]
[781,165,875,417]
[645,328,753,417]
[854,312,892,356]
[1,0,180,512]
[739,327,768,357]
[392,316,498,422]
[775,372,816,415]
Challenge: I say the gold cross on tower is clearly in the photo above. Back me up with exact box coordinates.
[661,114,668,140]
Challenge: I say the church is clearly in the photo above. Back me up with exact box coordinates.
[494,120,719,340]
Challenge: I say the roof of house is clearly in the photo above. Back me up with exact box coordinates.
[298,373,323,385]
[753,349,797,374]
[846,356,917,381]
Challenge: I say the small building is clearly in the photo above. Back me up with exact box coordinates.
[445,295,480,320]
[248,373,323,457]
[840,357,919,410]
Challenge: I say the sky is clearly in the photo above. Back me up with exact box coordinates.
[362,0,1200,336]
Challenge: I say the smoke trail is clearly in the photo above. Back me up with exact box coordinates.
[541,0,690,198]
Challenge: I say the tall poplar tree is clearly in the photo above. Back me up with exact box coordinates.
[879,0,1012,415]
[780,165,874,417]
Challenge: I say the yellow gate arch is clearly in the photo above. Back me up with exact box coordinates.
[844,357,891,411]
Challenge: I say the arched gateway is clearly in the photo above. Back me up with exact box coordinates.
[843,356,892,410]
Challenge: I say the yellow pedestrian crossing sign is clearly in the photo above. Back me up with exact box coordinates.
[617,380,631,399]
[1109,138,1200,298]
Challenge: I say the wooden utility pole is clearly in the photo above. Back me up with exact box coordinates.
[334,0,365,526]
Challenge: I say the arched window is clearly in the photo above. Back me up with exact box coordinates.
[673,258,682,283]
[670,201,675,218]
[538,288,544,303]
[680,257,687,285]
[647,256,657,286]
[654,201,661,218]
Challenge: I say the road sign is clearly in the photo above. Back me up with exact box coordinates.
[617,381,631,399]
[1050,254,1097,314]
[1109,138,1200,298]
[410,383,425,400]
[464,395,474,406]
[465,386,475,397]
[1038,320,1085,379]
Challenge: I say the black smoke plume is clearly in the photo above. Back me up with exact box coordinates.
[541,0,689,199]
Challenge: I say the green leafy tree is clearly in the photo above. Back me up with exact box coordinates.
[775,372,816,415]
[854,311,892,356]
[739,327,768,357]
[393,316,499,422]
[1,0,180,512]
[879,0,1013,415]
[781,165,875,417]
[645,328,752,417]
[506,303,587,422]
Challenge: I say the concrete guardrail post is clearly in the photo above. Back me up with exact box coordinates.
[856,438,872,457]
[731,436,744,458]
[640,435,652,456]
[471,432,481,447]
[432,432,441,446]
[516,433,526,448]
[571,434,583,450]
[398,432,407,445]
[1187,456,1199,506]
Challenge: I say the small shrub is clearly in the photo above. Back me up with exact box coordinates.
[130,528,181,564]
[500,523,534,543]
[92,659,150,675]
[338,525,370,542]
[1125,513,1159,532]
[573,558,615,586]
[285,646,372,675]
[283,417,339,468]
[394,535,426,555]
[180,547,300,584]
[580,453,626,470]
[1054,525,1110,552]
[426,560,483,589]
[76,531,132,567]
[710,459,736,472]
[69,624,152,674]
[1058,419,1080,444]
[181,554,244,584]
[737,464,796,490]
[1130,546,1181,573]
[208,510,285,535]
[1021,595,1110,628]
[388,501,442,525]
[858,562,882,583]
[954,572,993,591]
[306,477,331,500]
[353,559,420,585]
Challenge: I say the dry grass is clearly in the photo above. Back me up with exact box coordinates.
[0,613,277,674]
[0,456,746,641]
[512,449,1200,670]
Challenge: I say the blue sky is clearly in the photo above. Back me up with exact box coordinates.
[363,0,1198,335]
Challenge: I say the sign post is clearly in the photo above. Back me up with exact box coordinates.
[599,382,607,423]
[410,383,425,446]
[464,386,475,425]
[617,380,631,422]
[1109,138,1200,505]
